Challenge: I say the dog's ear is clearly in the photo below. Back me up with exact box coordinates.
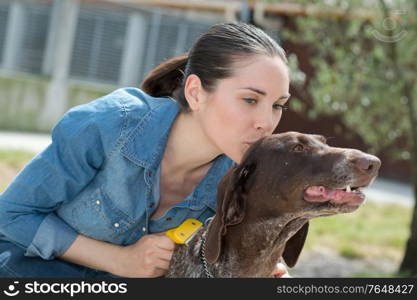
[205,163,256,264]
[282,222,309,268]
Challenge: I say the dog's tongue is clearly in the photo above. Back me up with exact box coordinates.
[304,186,364,205]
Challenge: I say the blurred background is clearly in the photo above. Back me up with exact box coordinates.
[0,0,416,277]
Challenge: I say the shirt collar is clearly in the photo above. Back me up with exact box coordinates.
[121,97,180,171]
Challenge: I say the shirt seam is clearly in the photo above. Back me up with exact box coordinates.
[107,96,130,159]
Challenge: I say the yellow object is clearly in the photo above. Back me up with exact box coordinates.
[166,218,203,244]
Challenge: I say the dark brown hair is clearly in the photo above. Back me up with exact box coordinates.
[141,22,288,112]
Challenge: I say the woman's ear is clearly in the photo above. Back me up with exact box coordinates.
[183,74,207,112]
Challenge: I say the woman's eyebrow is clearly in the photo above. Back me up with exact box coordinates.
[238,87,291,100]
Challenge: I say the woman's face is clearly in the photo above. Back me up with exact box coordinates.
[194,55,290,164]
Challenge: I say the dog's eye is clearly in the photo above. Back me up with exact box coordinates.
[293,144,305,152]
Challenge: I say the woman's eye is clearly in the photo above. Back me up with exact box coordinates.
[243,98,257,104]
[273,103,289,111]
[244,99,289,111]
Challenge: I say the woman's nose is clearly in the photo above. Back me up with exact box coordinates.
[254,108,278,133]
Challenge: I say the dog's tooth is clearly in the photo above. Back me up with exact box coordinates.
[346,185,351,192]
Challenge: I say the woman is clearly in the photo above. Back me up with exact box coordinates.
[0,22,290,277]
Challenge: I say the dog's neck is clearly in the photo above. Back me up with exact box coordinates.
[165,214,307,277]
[204,214,308,277]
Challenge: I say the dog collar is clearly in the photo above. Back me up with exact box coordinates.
[166,217,214,278]
[199,233,214,278]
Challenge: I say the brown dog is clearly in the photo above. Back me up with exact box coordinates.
[166,131,381,277]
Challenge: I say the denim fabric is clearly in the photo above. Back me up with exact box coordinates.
[0,88,235,268]
[0,240,117,278]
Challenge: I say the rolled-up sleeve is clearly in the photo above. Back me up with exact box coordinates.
[0,90,128,260]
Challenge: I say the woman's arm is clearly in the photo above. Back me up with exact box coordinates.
[59,233,176,278]
[58,234,123,275]
[0,90,128,260]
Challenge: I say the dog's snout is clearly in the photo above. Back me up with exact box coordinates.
[353,154,381,175]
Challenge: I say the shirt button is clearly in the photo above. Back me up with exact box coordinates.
[96,200,100,205]
[148,202,154,208]
[148,171,152,177]
[114,223,120,228]
[142,227,146,232]
[166,217,172,221]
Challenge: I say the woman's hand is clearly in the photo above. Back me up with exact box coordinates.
[113,232,176,278]
[271,261,291,278]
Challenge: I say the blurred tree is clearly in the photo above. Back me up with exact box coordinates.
[271,0,417,275]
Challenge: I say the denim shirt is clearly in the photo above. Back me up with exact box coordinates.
[0,88,235,260]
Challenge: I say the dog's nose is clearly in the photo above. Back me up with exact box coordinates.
[354,154,381,175]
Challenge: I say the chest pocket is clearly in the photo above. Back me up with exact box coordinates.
[69,187,136,243]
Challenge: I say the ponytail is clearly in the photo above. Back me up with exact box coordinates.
[141,54,189,109]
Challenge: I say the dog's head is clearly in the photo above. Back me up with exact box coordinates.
[205,131,381,267]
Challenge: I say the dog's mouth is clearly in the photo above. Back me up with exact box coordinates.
[303,184,366,207]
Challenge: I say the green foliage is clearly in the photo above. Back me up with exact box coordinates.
[278,0,416,157]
